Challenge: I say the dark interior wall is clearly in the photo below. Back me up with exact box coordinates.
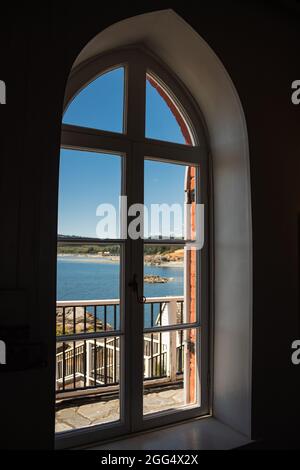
[0,1,299,449]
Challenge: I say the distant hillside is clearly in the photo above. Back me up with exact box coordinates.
[57,237,181,257]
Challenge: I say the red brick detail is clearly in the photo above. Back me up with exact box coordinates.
[186,166,197,404]
[147,75,193,146]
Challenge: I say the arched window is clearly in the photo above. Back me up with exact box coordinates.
[56,47,209,446]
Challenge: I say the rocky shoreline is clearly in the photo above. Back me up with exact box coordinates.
[144,275,173,284]
[58,250,184,268]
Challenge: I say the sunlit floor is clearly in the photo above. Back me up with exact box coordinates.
[56,387,184,433]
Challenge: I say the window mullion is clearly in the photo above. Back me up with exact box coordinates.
[135,140,204,165]
[126,52,147,141]
[126,144,145,432]
[125,52,147,432]
[144,322,202,335]
[61,124,131,155]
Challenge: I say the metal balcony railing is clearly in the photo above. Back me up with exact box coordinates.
[56,297,184,396]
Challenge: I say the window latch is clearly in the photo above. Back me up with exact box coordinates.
[128,274,146,304]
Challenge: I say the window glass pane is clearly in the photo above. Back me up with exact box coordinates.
[56,337,120,432]
[56,243,122,433]
[144,160,198,241]
[144,245,198,328]
[63,67,125,133]
[57,243,121,328]
[146,73,193,145]
[58,149,122,239]
[143,328,199,416]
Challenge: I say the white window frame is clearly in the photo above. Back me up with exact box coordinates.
[56,46,210,449]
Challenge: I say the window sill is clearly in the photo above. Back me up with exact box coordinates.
[86,417,251,451]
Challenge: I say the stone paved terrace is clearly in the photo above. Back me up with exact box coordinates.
[56,387,184,433]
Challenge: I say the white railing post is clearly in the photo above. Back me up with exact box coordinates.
[55,358,59,387]
[86,341,92,386]
[163,300,177,382]
[144,357,149,379]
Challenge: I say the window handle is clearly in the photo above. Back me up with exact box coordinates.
[128,274,146,304]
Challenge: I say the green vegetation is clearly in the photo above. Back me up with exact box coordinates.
[143,245,178,256]
[57,244,120,255]
[57,244,179,256]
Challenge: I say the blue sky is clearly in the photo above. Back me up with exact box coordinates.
[59,67,187,238]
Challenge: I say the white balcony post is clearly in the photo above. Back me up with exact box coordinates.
[144,357,149,379]
[86,341,92,386]
[163,300,177,382]
[55,358,59,389]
